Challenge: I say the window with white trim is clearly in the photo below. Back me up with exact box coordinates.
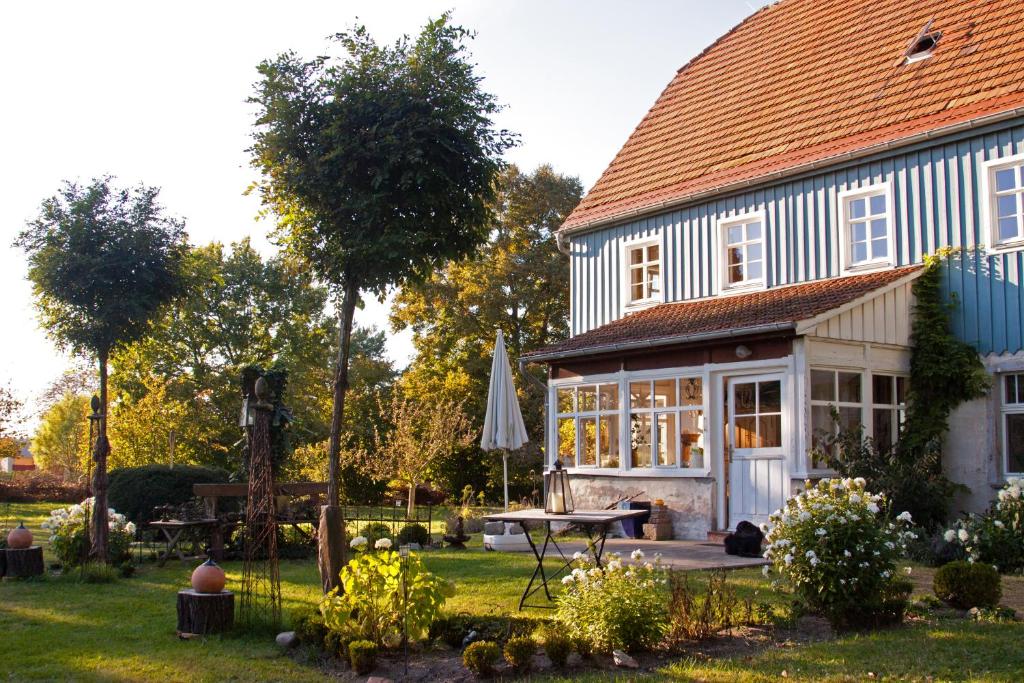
[809,369,863,469]
[986,158,1024,249]
[721,217,763,288]
[842,188,890,268]
[629,377,704,469]
[555,383,621,468]
[625,242,661,306]
[1001,374,1024,475]
[872,374,907,449]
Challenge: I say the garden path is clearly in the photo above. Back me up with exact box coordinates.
[532,538,767,570]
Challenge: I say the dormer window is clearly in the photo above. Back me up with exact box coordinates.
[903,21,941,64]
[719,212,764,290]
[839,182,893,274]
[624,240,661,307]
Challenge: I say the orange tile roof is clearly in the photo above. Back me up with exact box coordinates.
[524,266,922,360]
[563,0,1024,232]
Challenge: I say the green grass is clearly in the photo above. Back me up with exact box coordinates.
[2,501,1023,681]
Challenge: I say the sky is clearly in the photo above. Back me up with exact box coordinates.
[0,0,764,424]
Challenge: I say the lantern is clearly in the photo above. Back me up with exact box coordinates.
[545,459,574,514]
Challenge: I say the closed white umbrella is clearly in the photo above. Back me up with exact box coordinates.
[481,329,529,511]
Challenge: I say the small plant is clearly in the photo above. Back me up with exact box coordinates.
[503,635,535,673]
[933,560,1002,609]
[572,634,593,660]
[43,498,135,568]
[665,570,739,643]
[348,640,377,675]
[969,606,1017,623]
[540,626,571,668]
[357,522,394,547]
[292,608,329,651]
[78,562,119,584]
[428,613,546,649]
[942,478,1024,572]
[397,522,431,547]
[463,640,501,678]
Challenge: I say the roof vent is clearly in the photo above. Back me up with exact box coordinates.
[904,20,941,63]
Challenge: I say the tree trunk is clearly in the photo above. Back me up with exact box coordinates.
[90,350,110,562]
[176,589,235,635]
[5,547,44,578]
[407,481,417,518]
[318,278,359,593]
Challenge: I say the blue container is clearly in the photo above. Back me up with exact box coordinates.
[619,501,652,539]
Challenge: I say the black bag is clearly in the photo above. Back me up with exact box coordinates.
[723,520,764,557]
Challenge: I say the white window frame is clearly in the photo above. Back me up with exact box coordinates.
[1000,373,1024,476]
[621,237,663,310]
[553,381,623,469]
[981,151,1024,254]
[837,181,894,275]
[717,210,766,293]
[869,373,908,450]
[808,367,865,471]
[627,376,705,471]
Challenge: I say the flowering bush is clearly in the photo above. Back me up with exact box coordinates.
[42,498,135,567]
[554,549,668,653]
[762,478,916,628]
[942,478,1024,573]
[321,548,454,648]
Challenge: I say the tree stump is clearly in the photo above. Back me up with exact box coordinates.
[4,547,44,578]
[176,590,234,635]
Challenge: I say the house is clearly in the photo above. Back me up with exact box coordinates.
[0,444,36,473]
[524,0,1024,539]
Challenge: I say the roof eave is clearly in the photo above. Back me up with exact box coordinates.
[560,106,1024,238]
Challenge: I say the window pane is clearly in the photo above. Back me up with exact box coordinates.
[999,217,1019,242]
[630,267,644,285]
[680,377,702,405]
[647,244,659,262]
[838,406,862,432]
[746,222,762,241]
[852,222,866,242]
[896,376,907,403]
[734,382,756,414]
[728,246,743,266]
[599,383,619,411]
[996,168,1017,192]
[630,381,651,408]
[869,194,886,215]
[631,283,645,301]
[997,194,1018,218]
[852,242,868,263]
[811,405,834,467]
[727,225,743,244]
[599,415,620,468]
[870,219,887,239]
[1007,413,1024,473]
[656,413,677,466]
[557,388,574,413]
[679,411,702,467]
[746,260,763,280]
[729,263,744,284]
[759,380,782,412]
[747,242,762,261]
[653,379,676,407]
[759,414,782,448]
[734,416,757,449]
[630,247,644,265]
[630,413,651,467]
[557,418,576,462]
[810,370,835,401]
[871,237,888,258]
[873,374,893,405]
[849,197,866,219]
[647,264,661,297]
[580,417,597,465]
[578,386,597,411]
[838,372,861,403]
[874,408,894,448]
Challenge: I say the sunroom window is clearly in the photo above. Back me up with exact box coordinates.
[721,216,763,288]
[626,242,661,306]
[555,383,620,468]
[872,374,907,449]
[629,377,704,469]
[1001,374,1024,475]
[809,369,863,468]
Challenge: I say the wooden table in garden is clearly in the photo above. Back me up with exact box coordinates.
[149,520,221,566]
[484,508,649,610]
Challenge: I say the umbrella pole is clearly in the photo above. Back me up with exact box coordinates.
[503,451,509,512]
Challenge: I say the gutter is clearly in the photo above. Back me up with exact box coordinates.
[561,106,1024,237]
[522,322,796,363]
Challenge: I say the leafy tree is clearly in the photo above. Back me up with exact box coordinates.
[392,164,581,499]
[32,392,91,480]
[0,383,24,460]
[249,15,514,590]
[108,376,197,470]
[15,177,187,560]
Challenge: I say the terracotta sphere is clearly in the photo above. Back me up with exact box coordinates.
[191,558,226,593]
[6,522,33,549]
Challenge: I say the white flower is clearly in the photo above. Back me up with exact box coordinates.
[561,575,574,585]
[805,550,817,559]
[572,551,584,561]
[849,494,862,504]
[867,503,880,514]
[349,536,368,549]
[587,567,603,579]
[125,522,136,535]
[783,553,794,565]
[843,550,852,557]
[375,538,392,550]
[994,520,1005,529]
[798,511,811,522]
[631,549,645,561]
[854,477,866,487]
[904,566,913,575]
[809,557,820,567]
[958,529,970,542]
[762,565,771,576]
[896,511,913,523]
[607,560,622,572]
[815,528,827,536]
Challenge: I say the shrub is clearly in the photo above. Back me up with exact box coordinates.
[665,570,740,643]
[941,478,1024,573]
[462,640,501,678]
[357,522,394,547]
[555,549,668,653]
[397,522,431,547]
[0,471,89,503]
[320,548,454,648]
[933,561,1002,609]
[540,626,571,668]
[428,613,546,649]
[43,498,134,567]
[107,465,229,527]
[347,640,377,675]
[292,608,329,651]
[503,635,535,672]
[763,478,916,629]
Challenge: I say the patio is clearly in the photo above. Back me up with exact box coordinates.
[550,538,767,571]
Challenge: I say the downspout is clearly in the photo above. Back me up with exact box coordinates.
[519,356,551,505]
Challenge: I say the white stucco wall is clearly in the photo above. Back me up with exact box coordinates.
[944,395,1000,515]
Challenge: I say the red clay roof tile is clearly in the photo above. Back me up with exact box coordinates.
[563,0,1024,232]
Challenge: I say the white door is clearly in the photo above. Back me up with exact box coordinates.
[727,374,788,529]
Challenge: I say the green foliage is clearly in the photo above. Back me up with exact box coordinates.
[462,640,501,678]
[763,478,916,629]
[44,499,133,567]
[79,562,120,584]
[942,478,1024,572]
[31,393,90,480]
[933,561,1002,609]
[397,523,431,547]
[320,549,454,648]
[555,550,668,653]
[356,522,393,547]
[292,608,329,651]
[665,570,742,643]
[428,613,546,648]
[347,640,377,675]
[107,465,228,527]
[540,626,571,668]
[502,635,535,672]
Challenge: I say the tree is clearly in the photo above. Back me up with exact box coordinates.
[355,392,474,516]
[15,177,187,561]
[392,164,580,498]
[32,393,91,480]
[0,383,24,461]
[249,15,514,591]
